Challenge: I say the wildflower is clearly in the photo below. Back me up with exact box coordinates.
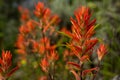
[63,6,98,62]
[47,46,59,61]
[0,50,18,79]
[0,50,12,71]
[61,6,107,79]
[18,6,29,22]
[38,37,50,54]
[34,2,44,17]
[31,40,39,52]
[40,57,49,72]
[97,44,107,61]
[17,1,60,79]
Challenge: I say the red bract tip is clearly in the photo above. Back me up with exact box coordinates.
[40,58,49,72]
[74,6,90,26]
[18,6,29,22]
[47,48,59,61]
[97,44,107,61]
[0,50,12,71]
[35,2,44,12]
[0,50,18,79]
[34,2,44,17]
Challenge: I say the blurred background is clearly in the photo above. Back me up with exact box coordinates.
[0,0,120,80]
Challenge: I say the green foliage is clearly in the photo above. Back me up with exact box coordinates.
[0,0,20,50]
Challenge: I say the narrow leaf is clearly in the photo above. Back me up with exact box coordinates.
[82,67,99,76]
[6,66,19,78]
[71,70,81,80]
[67,62,81,69]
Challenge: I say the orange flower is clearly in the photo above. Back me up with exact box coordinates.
[43,8,51,20]
[62,7,96,43]
[40,57,49,72]
[34,2,60,33]
[74,6,96,31]
[15,34,24,49]
[34,2,51,20]
[34,2,44,17]
[39,37,50,54]
[31,40,39,52]
[61,6,97,63]
[0,50,12,71]
[50,15,60,25]
[18,6,29,22]
[47,46,59,61]
[16,2,60,79]
[0,50,19,79]
[15,34,27,55]
[61,6,107,79]
[40,45,58,73]
[19,20,37,34]
[97,44,107,61]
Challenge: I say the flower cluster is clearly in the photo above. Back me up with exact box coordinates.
[16,2,60,55]
[16,2,60,80]
[62,6,107,80]
[15,2,107,80]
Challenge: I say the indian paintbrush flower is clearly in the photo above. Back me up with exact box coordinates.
[97,44,107,61]
[61,6,107,80]
[0,50,18,80]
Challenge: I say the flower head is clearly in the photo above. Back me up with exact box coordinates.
[40,57,49,72]
[0,50,12,71]
[18,6,29,22]
[0,50,18,79]
[97,44,107,61]
[61,6,107,79]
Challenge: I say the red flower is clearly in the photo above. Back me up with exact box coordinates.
[74,6,96,31]
[34,1,51,20]
[47,46,59,61]
[97,44,107,61]
[34,2,44,17]
[62,6,98,60]
[38,37,50,54]
[18,6,29,22]
[61,6,107,79]
[40,57,49,72]
[0,50,12,71]
[62,7,96,43]
[0,50,18,79]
